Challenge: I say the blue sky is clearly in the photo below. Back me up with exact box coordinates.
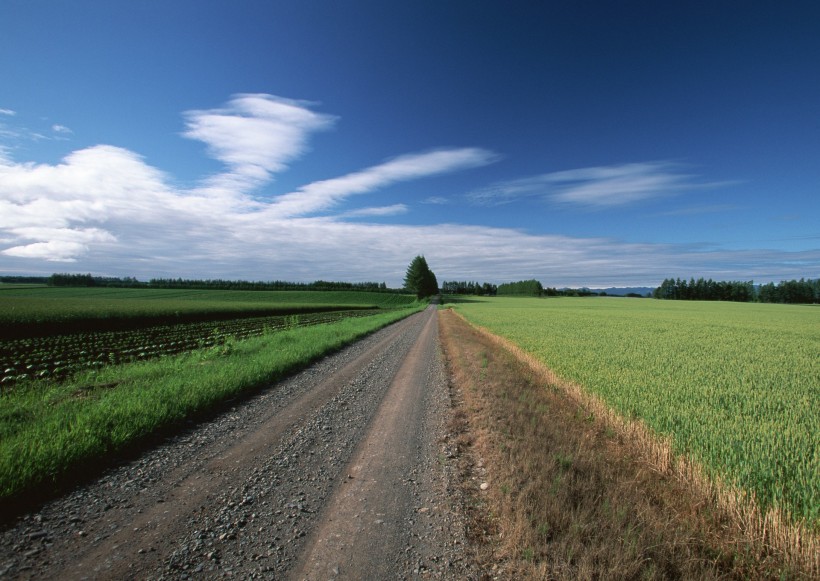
[1,1,818,288]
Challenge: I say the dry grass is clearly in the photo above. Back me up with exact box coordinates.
[439,309,803,580]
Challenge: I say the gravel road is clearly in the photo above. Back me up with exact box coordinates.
[0,305,476,580]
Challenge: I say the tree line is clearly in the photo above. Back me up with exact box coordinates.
[653,277,819,304]
[653,278,755,302]
[757,279,820,304]
[497,279,544,296]
[0,275,51,285]
[441,279,634,298]
[496,281,607,297]
[47,273,143,288]
[11,271,820,304]
[147,278,393,292]
[440,281,497,296]
[44,273,396,293]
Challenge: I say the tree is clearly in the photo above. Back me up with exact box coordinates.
[403,255,438,299]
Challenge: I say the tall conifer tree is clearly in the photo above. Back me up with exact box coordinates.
[404,255,438,299]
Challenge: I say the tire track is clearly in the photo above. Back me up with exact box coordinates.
[291,307,438,579]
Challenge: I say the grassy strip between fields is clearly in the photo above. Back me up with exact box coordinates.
[0,305,423,507]
[439,309,805,580]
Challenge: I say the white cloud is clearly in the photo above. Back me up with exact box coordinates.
[0,109,15,116]
[2,228,115,262]
[468,161,722,208]
[182,94,336,198]
[422,196,449,205]
[266,148,498,218]
[0,97,497,267]
[52,124,73,134]
[0,144,189,263]
[0,96,815,286]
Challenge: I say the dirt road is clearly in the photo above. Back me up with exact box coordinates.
[0,306,475,579]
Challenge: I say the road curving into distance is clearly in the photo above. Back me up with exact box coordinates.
[0,305,475,579]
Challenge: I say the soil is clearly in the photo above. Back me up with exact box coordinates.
[0,306,477,580]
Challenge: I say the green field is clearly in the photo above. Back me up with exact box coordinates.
[0,287,420,385]
[0,287,417,338]
[450,297,819,528]
[0,288,424,503]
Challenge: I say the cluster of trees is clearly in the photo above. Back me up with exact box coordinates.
[497,279,543,296]
[653,277,820,304]
[403,256,439,299]
[440,281,497,296]
[758,279,819,304]
[653,278,755,302]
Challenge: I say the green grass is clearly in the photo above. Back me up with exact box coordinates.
[451,297,820,528]
[0,305,423,501]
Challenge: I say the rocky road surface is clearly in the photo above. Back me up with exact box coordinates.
[0,305,476,580]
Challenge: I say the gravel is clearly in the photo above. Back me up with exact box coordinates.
[0,307,477,580]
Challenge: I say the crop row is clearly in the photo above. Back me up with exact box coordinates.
[0,310,380,388]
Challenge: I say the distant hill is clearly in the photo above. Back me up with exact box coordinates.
[591,287,654,296]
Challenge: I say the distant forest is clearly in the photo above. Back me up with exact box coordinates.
[653,277,819,304]
[440,280,498,295]
[2,273,818,304]
[444,276,820,304]
[441,280,615,298]
[1,274,396,293]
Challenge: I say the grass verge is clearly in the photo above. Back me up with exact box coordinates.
[439,308,803,579]
[0,306,422,514]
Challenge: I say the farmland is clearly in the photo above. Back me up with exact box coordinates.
[0,309,384,385]
[0,287,423,502]
[449,297,819,532]
[0,286,416,338]
[0,287,419,385]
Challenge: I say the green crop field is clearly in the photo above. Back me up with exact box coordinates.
[0,287,425,502]
[0,310,384,385]
[0,287,417,336]
[450,297,819,528]
[0,287,420,384]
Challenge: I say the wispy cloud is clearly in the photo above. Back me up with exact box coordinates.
[0,113,75,145]
[422,196,449,205]
[549,162,697,206]
[338,204,408,219]
[469,161,728,208]
[266,148,498,219]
